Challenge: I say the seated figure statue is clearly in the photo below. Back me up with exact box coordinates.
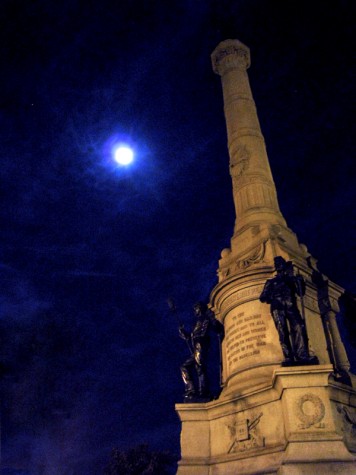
[259,256,318,366]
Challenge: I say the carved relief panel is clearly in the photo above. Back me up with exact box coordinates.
[282,388,332,435]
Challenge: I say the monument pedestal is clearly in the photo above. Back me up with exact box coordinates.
[176,365,356,474]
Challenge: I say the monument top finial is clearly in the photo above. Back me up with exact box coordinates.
[211,39,250,76]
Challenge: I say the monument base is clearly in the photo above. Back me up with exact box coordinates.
[176,365,356,474]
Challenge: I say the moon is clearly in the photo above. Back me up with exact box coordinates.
[114,146,134,165]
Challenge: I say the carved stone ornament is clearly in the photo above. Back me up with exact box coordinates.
[219,241,266,281]
[220,267,230,279]
[235,241,266,270]
[227,412,265,453]
[211,40,251,76]
[294,393,326,429]
[230,144,251,178]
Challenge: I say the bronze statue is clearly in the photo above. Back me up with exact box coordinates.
[260,256,318,366]
[179,302,224,402]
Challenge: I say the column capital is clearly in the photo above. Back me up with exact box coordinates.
[211,39,250,76]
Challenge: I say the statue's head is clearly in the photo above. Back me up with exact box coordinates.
[193,301,207,317]
[274,256,287,273]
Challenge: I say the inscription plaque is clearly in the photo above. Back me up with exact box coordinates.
[225,312,267,367]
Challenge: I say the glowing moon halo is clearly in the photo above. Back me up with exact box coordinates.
[114,146,134,165]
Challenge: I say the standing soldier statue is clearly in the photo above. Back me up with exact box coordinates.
[178,302,224,402]
[260,256,318,366]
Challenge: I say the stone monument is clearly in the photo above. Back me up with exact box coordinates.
[175,39,356,474]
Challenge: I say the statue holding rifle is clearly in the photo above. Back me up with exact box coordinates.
[170,300,224,402]
[259,256,318,366]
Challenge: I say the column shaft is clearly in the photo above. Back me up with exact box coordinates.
[211,39,286,233]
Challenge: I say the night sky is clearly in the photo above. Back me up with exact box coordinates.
[1,1,355,473]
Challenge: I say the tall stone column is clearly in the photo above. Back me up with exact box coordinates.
[209,40,303,393]
[176,39,356,475]
[211,39,286,234]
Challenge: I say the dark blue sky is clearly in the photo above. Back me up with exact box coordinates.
[1,1,355,473]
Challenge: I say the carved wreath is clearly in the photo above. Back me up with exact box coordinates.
[294,393,325,428]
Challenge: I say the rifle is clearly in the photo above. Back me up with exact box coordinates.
[294,266,306,321]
